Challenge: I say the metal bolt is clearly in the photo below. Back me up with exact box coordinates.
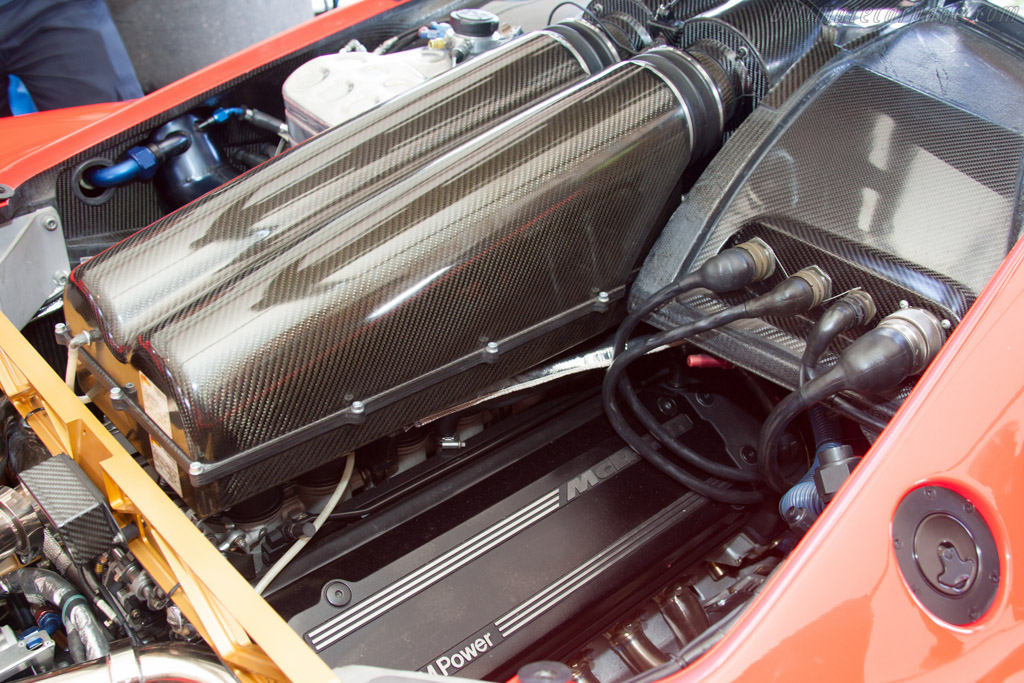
[893,537,902,549]
[188,461,203,476]
[350,400,365,415]
[964,501,975,514]
[969,607,981,621]
[899,299,910,309]
[740,445,757,464]
[130,609,142,620]
[596,291,610,305]
[109,387,123,401]
[735,46,748,58]
[924,487,935,498]
[990,570,1000,583]
[43,216,59,231]
[486,341,499,354]
[657,397,677,416]
[52,270,68,287]
[941,319,952,330]
[696,392,714,406]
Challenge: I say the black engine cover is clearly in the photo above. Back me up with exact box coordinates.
[266,395,745,679]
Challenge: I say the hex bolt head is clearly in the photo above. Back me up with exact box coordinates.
[350,400,365,415]
[486,341,499,354]
[596,291,610,304]
[188,461,203,476]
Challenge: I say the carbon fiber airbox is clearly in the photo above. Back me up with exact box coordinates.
[633,16,1024,423]
[65,45,724,514]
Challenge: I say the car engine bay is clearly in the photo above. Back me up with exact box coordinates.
[0,0,1022,679]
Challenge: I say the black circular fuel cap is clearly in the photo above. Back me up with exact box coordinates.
[893,486,999,625]
[450,9,500,37]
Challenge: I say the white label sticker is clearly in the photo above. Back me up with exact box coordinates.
[138,373,182,494]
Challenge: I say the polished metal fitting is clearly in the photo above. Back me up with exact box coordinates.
[791,265,833,308]
[841,288,877,325]
[734,237,777,283]
[877,307,946,374]
[0,486,42,563]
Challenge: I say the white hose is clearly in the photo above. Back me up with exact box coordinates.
[254,452,355,595]
[64,338,94,404]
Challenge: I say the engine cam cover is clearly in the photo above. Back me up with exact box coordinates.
[66,50,720,513]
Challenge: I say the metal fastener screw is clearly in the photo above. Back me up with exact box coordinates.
[486,341,499,354]
[741,445,757,464]
[596,291,610,304]
[969,607,981,621]
[350,400,365,414]
[990,570,1000,583]
[188,462,203,476]
[657,397,677,416]
[109,388,123,401]
[941,319,952,330]
[924,487,935,498]
[43,216,59,231]
[893,537,902,549]
[899,300,910,309]
[964,501,975,514]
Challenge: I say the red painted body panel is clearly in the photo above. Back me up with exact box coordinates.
[0,0,409,189]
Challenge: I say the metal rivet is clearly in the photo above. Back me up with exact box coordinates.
[324,580,352,607]
[43,216,59,231]
[350,400,365,414]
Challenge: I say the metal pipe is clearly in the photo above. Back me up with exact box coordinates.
[19,643,237,682]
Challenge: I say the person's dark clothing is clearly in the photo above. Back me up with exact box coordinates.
[0,0,142,117]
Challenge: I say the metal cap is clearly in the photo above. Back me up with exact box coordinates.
[877,308,945,375]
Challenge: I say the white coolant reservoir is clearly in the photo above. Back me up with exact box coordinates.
[283,47,454,143]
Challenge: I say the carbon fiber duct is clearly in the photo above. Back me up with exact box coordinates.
[68,48,726,514]
[68,26,616,361]
[633,16,1024,424]
[675,0,828,118]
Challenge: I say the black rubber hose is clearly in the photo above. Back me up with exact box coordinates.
[604,309,764,504]
[614,309,760,483]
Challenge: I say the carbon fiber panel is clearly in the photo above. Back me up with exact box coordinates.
[144,61,692,460]
[19,454,118,564]
[70,55,706,511]
[677,0,824,112]
[635,19,1024,418]
[70,31,595,359]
